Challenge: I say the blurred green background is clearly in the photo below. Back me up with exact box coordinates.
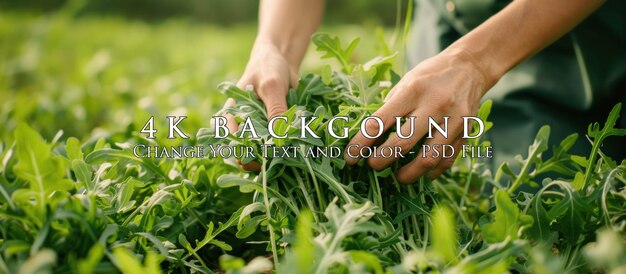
[1,0,405,26]
[0,0,406,143]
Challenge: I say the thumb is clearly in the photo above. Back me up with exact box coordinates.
[220,98,239,133]
[257,79,288,119]
[262,92,288,119]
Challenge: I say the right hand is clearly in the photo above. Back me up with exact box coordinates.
[220,42,299,171]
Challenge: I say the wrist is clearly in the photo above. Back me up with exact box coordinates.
[248,39,300,81]
[253,37,301,69]
[440,46,501,96]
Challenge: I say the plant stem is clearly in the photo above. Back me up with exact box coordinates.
[508,156,533,194]
[432,180,472,228]
[261,158,279,268]
[292,167,319,222]
[582,138,601,192]
[0,177,15,210]
[316,171,353,204]
[460,157,474,208]
[400,0,414,74]
[407,185,422,245]
[314,214,351,274]
[371,171,384,208]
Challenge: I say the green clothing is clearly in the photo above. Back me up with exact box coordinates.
[409,0,626,167]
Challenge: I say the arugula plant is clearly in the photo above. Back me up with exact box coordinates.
[1,31,625,274]
[198,33,626,273]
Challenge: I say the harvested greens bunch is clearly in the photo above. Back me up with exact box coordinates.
[196,34,626,273]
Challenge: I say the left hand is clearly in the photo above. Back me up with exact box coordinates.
[344,48,496,184]
[218,42,299,172]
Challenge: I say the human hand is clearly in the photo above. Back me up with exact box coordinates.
[344,49,496,183]
[219,42,299,171]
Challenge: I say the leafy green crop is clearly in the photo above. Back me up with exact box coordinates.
[1,22,625,274]
[195,33,626,273]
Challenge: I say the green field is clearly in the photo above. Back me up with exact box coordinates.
[0,12,387,142]
[1,10,626,274]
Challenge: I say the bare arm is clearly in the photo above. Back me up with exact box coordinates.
[223,0,323,171]
[225,0,323,124]
[347,0,605,183]
[256,0,324,70]
[449,0,605,89]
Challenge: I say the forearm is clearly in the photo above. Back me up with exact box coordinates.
[255,0,324,68]
[445,0,605,90]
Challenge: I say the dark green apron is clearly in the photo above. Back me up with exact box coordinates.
[408,0,626,167]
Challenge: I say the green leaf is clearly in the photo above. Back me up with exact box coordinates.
[65,137,84,161]
[216,174,263,193]
[209,239,232,252]
[85,148,170,183]
[481,190,529,243]
[588,103,626,140]
[236,215,265,239]
[219,81,267,117]
[321,64,333,85]
[76,243,105,274]
[535,132,579,177]
[508,125,551,193]
[583,103,626,188]
[431,206,458,263]
[393,193,430,224]
[12,123,73,209]
[349,250,384,274]
[18,249,57,274]
[312,33,360,73]
[72,159,93,192]
[571,155,588,168]
[363,53,397,86]
[116,178,136,213]
[536,180,591,244]
[134,232,169,257]
[278,210,318,274]
[294,210,315,273]
[528,195,551,242]
[112,248,145,274]
[112,248,163,274]
[219,254,245,271]
[296,74,334,103]
[571,172,584,191]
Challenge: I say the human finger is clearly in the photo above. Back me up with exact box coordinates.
[343,97,410,165]
[256,77,288,119]
[366,110,434,170]
[395,121,463,184]
[427,136,464,180]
